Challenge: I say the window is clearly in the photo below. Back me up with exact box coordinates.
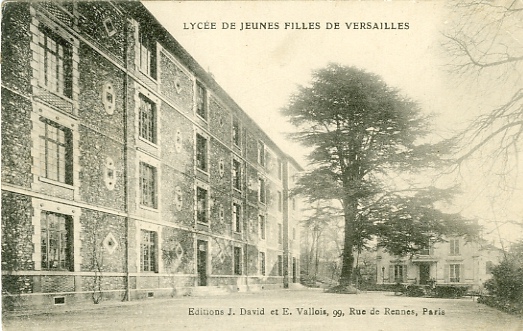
[138,26,157,79]
[278,159,283,180]
[196,186,208,223]
[41,211,73,271]
[259,215,266,240]
[232,117,240,146]
[141,230,157,272]
[196,134,208,172]
[277,191,282,212]
[39,118,73,184]
[277,255,283,276]
[449,264,460,282]
[233,203,241,233]
[139,95,156,144]
[139,162,157,208]
[278,223,283,244]
[196,82,207,119]
[260,252,266,276]
[38,26,73,98]
[234,246,242,275]
[450,239,460,255]
[258,178,266,203]
[393,265,406,283]
[232,159,241,191]
[257,141,265,166]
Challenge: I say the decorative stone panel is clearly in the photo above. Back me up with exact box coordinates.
[159,49,193,113]
[78,126,125,211]
[78,43,125,139]
[162,228,194,275]
[210,238,232,275]
[77,1,126,62]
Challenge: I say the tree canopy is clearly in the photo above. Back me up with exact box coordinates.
[282,64,477,286]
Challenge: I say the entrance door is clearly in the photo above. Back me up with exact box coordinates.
[419,264,430,285]
[197,240,207,286]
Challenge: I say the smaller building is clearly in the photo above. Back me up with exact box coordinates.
[376,236,504,292]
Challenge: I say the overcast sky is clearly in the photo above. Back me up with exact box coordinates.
[143,1,522,246]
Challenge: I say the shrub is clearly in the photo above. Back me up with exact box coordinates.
[405,285,425,297]
[433,285,468,298]
[484,259,523,302]
[481,257,523,315]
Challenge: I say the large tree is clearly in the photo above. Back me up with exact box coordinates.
[282,64,476,287]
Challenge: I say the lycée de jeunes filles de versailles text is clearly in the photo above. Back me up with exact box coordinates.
[183,21,410,31]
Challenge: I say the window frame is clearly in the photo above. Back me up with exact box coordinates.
[40,211,74,271]
[233,246,242,275]
[195,133,208,173]
[39,118,73,185]
[449,263,461,283]
[277,255,283,276]
[257,141,265,166]
[139,161,157,209]
[137,23,157,80]
[259,214,266,240]
[196,185,209,224]
[232,159,242,191]
[195,81,208,120]
[258,177,266,204]
[140,229,158,272]
[259,251,266,276]
[232,202,242,233]
[449,239,460,256]
[232,117,241,146]
[138,94,157,145]
[37,24,74,100]
[394,264,405,283]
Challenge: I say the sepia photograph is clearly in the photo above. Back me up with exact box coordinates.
[1,0,522,330]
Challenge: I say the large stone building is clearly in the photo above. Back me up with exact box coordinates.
[1,2,302,310]
[376,236,504,291]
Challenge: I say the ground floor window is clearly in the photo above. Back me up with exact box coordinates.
[389,264,407,283]
[141,229,157,272]
[260,252,266,276]
[449,264,461,283]
[234,246,242,275]
[41,211,73,271]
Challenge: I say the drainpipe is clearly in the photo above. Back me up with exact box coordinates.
[123,11,131,302]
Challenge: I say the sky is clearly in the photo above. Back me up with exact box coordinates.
[143,1,522,247]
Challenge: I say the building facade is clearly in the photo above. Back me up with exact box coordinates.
[1,2,302,310]
[376,237,503,291]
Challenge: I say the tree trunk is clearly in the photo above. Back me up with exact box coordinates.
[338,199,357,286]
